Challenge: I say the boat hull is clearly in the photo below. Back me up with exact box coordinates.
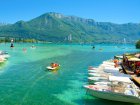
[86,87,140,103]
[46,66,60,71]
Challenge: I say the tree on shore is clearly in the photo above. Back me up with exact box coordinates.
[136,40,140,49]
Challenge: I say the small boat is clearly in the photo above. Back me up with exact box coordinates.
[46,63,60,71]
[88,77,108,82]
[103,67,120,74]
[94,81,132,86]
[88,66,99,70]
[100,64,115,68]
[30,45,36,49]
[109,76,132,83]
[88,76,132,83]
[84,84,140,103]
[99,48,103,51]
[88,70,104,73]
[0,51,10,59]
[92,46,95,49]
[46,66,59,70]
[88,73,109,77]
[94,81,111,86]
[103,61,115,66]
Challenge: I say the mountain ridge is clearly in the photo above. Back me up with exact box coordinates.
[0,12,140,43]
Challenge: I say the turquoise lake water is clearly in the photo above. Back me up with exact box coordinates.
[0,43,140,105]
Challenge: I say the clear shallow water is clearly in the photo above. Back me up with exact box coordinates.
[0,43,140,105]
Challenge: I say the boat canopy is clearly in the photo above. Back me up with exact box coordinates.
[128,58,140,61]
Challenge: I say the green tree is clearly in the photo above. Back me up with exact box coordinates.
[136,40,140,49]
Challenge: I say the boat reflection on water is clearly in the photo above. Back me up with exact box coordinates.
[0,60,8,72]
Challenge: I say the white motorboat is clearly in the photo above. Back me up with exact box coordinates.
[103,61,115,66]
[94,81,111,86]
[88,77,108,82]
[103,67,120,74]
[88,67,99,70]
[88,75,132,83]
[88,73,109,77]
[109,76,132,83]
[88,70,104,73]
[84,84,140,103]
[0,51,10,59]
[100,64,115,68]
[46,66,60,71]
[104,66,119,71]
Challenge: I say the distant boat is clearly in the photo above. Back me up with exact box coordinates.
[10,43,14,48]
[10,38,14,48]
[92,46,95,49]
[30,45,36,49]
[0,51,10,59]
[99,48,103,51]
[90,43,95,49]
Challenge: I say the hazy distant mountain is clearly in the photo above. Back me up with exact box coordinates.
[0,12,140,43]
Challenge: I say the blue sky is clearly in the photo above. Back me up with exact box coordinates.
[0,0,140,24]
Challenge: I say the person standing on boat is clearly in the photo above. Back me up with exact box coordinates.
[114,59,119,67]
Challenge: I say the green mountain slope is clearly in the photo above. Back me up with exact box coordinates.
[0,12,140,43]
